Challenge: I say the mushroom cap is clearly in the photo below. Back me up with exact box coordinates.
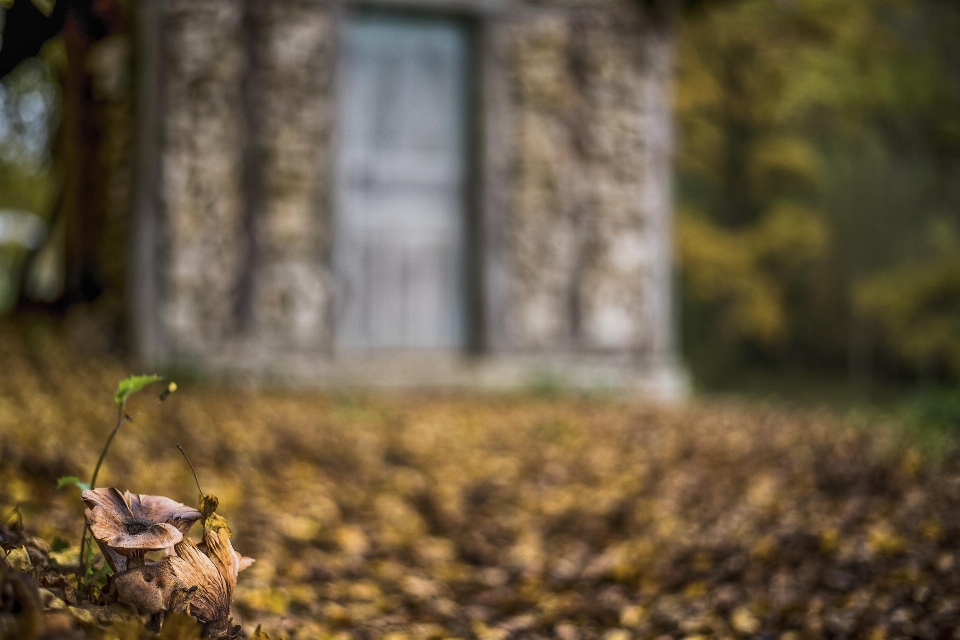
[204,527,241,593]
[82,487,184,556]
[91,535,130,573]
[124,491,202,535]
[238,554,256,572]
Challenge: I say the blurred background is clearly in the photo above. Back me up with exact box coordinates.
[2,2,960,637]
[674,0,960,413]
[1,0,958,409]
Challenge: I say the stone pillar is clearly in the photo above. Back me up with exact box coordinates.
[636,24,676,364]
[159,0,247,355]
[246,1,335,350]
[578,14,657,355]
[506,14,578,351]
[505,5,681,371]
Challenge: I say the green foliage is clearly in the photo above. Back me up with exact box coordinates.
[56,476,90,491]
[856,219,960,376]
[86,552,112,587]
[29,0,56,16]
[527,371,566,398]
[0,38,64,316]
[677,0,960,384]
[678,207,828,345]
[903,388,960,434]
[895,388,960,459]
[114,374,164,409]
[50,537,69,553]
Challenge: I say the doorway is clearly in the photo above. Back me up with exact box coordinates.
[334,14,472,351]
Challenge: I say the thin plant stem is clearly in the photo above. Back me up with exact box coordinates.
[178,444,205,495]
[79,404,123,581]
[79,395,167,582]
[88,396,166,490]
[89,407,125,494]
[1,506,21,528]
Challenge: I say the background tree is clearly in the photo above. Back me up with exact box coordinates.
[676,0,960,392]
[0,0,127,316]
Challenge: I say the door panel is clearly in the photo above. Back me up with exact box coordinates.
[336,15,469,350]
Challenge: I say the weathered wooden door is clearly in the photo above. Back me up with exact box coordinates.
[335,15,470,350]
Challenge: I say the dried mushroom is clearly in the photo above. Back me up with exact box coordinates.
[165,528,244,638]
[111,561,179,616]
[124,492,202,536]
[97,496,253,637]
[81,488,188,570]
[197,541,255,576]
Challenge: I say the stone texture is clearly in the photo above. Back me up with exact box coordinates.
[505,7,673,356]
[146,0,681,387]
[246,1,336,349]
[635,25,677,362]
[578,16,659,355]
[506,14,578,350]
[159,0,246,354]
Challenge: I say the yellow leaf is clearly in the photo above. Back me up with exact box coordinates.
[619,605,645,627]
[199,493,220,520]
[820,528,839,553]
[867,525,905,556]
[251,624,275,640]
[4,546,31,572]
[242,588,290,616]
[204,511,231,538]
[31,0,55,16]
[921,519,943,541]
[157,613,205,639]
[731,607,760,635]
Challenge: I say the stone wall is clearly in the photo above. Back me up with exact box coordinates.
[158,0,337,357]
[505,4,675,359]
[159,0,246,355]
[246,1,336,350]
[506,13,579,350]
[150,0,677,374]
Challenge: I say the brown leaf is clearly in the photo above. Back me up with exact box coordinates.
[165,535,231,625]
[199,494,220,521]
[204,527,241,594]
[157,612,206,640]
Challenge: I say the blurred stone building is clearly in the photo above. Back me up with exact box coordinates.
[132,0,687,395]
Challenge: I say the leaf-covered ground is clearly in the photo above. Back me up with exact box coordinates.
[2,323,960,639]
